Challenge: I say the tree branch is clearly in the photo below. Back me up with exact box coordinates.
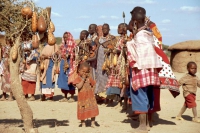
[0,12,13,24]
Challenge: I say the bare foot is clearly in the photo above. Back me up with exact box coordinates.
[0,97,6,101]
[129,128,148,133]
[7,96,14,101]
[81,123,86,127]
[176,116,184,121]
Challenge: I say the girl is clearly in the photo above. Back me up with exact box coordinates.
[73,62,99,127]
[57,32,76,102]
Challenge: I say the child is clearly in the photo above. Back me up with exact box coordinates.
[176,61,200,123]
[73,62,99,127]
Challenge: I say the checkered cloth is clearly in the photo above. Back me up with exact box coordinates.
[60,32,77,75]
[127,30,162,70]
[106,73,121,89]
[127,30,162,91]
[131,68,160,91]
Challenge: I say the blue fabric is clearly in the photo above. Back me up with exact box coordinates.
[57,59,75,90]
[129,67,154,112]
[130,87,149,112]
[106,87,121,95]
[41,59,55,88]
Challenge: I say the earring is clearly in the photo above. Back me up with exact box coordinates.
[133,21,137,35]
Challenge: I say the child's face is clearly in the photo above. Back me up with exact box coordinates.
[188,64,197,76]
[78,66,90,78]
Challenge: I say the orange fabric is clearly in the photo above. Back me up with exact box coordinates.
[75,75,99,120]
[149,23,162,49]
[45,92,54,98]
[77,90,99,120]
[184,93,196,108]
[21,80,36,95]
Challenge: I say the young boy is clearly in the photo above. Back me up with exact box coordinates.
[73,62,99,127]
[176,61,200,123]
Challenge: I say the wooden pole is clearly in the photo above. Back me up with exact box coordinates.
[46,7,51,19]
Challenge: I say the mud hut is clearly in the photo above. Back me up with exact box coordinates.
[168,40,200,73]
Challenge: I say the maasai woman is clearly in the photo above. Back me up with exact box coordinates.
[127,7,162,133]
[57,32,76,102]
[20,41,39,101]
[40,34,59,101]
[113,23,129,110]
[0,38,13,101]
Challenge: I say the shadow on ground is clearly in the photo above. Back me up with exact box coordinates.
[0,119,69,128]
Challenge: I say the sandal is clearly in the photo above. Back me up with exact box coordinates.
[68,98,75,103]
[192,118,200,123]
[59,98,68,102]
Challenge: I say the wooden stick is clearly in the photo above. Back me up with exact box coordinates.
[46,7,51,19]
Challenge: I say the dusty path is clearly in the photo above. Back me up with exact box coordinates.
[0,72,200,133]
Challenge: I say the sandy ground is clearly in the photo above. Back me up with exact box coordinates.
[0,72,200,133]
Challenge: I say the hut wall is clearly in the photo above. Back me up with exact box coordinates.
[170,50,200,73]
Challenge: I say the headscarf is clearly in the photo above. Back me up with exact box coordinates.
[60,32,76,57]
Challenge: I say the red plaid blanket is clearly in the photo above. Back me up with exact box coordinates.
[106,74,121,89]
[131,68,160,91]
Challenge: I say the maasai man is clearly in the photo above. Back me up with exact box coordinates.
[87,24,100,80]
[129,7,180,128]
[0,38,13,101]
[40,33,59,101]
[127,7,162,133]
[57,32,76,102]
[20,38,39,101]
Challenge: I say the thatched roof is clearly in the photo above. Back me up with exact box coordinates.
[168,40,200,51]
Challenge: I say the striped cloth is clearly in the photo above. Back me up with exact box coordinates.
[21,71,37,82]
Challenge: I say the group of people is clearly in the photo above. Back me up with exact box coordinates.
[1,6,200,132]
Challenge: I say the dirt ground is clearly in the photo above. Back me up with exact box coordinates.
[0,72,200,133]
